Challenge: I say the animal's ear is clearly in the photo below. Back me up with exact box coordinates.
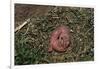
[48,46,53,53]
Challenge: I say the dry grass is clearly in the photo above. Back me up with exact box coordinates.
[15,4,94,65]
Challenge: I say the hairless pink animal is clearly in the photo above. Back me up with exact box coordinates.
[48,25,70,52]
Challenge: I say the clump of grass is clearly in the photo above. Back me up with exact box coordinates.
[15,4,94,65]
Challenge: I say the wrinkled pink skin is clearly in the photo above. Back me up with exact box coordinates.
[48,25,70,52]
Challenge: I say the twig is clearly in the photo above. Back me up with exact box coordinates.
[85,26,94,35]
[15,18,31,32]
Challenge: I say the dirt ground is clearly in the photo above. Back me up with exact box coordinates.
[15,4,94,65]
